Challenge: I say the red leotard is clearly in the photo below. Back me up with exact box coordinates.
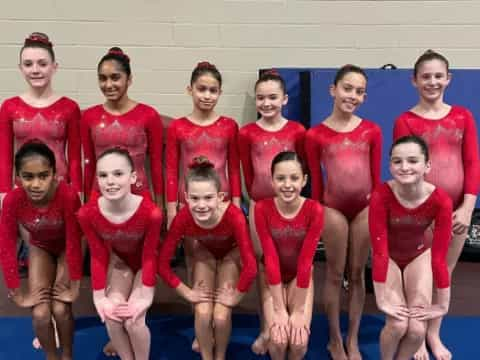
[369,183,452,289]
[305,120,382,219]
[0,96,82,193]
[394,106,480,208]
[81,103,164,199]
[254,198,323,288]
[77,197,162,290]
[238,121,306,201]
[166,116,241,204]
[158,203,257,292]
[0,182,82,289]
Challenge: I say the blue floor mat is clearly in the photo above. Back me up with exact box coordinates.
[0,314,477,359]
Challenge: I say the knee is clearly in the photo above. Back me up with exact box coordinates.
[51,301,72,321]
[32,303,52,326]
[289,343,308,359]
[385,319,408,340]
[195,303,213,326]
[406,320,426,343]
[325,265,344,284]
[124,317,147,334]
[269,340,288,354]
[348,266,365,285]
[213,305,231,329]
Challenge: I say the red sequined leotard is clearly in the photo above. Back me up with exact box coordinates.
[238,121,306,201]
[254,198,323,287]
[0,182,83,289]
[0,96,82,193]
[369,183,452,289]
[77,197,162,290]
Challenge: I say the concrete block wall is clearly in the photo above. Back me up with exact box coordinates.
[0,0,478,124]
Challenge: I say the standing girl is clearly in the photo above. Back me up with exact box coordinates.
[305,65,382,360]
[393,50,479,360]
[0,141,83,360]
[166,61,241,227]
[158,157,257,360]
[81,47,164,206]
[369,135,452,360]
[77,148,162,360]
[0,32,82,200]
[238,70,306,354]
[255,151,323,360]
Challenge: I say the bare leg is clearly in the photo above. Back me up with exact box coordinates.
[323,206,349,360]
[248,200,269,355]
[378,259,408,360]
[346,207,370,360]
[213,248,241,360]
[286,273,314,360]
[190,241,216,360]
[124,271,151,360]
[28,245,59,360]
[427,229,466,360]
[396,250,432,360]
[51,254,75,360]
[104,256,135,360]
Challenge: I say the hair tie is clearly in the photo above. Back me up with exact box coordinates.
[263,69,280,77]
[25,35,52,48]
[188,156,215,170]
[196,61,217,71]
[108,49,130,63]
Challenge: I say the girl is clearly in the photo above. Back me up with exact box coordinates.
[369,135,452,360]
[77,148,162,360]
[305,65,382,360]
[255,151,323,360]
[166,61,241,227]
[238,69,306,354]
[158,156,257,360]
[0,141,83,360]
[393,50,479,360]
[81,47,164,206]
[0,32,82,199]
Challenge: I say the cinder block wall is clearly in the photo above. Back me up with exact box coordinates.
[1,0,478,124]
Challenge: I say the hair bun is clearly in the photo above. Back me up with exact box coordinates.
[196,61,217,71]
[262,68,280,77]
[188,156,215,170]
[25,32,52,47]
[107,47,130,63]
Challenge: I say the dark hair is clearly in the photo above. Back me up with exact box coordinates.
[185,156,221,191]
[98,47,131,77]
[271,151,308,176]
[413,49,449,78]
[255,69,286,94]
[15,140,56,175]
[390,135,430,162]
[20,32,55,62]
[333,64,367,85]
[190,61,222,87]
[97,147,135,171]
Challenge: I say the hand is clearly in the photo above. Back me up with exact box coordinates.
[270,308,290,345]
[52,281,80,303]
[114,287,155,323]
[452,206,473,235]
[93,296,123,323]
[215,284,243,307]
[185,283,214,304]
[9,287,51,308]
[409,304,447,321]
[289,311,310,347]
[377,302,410,321]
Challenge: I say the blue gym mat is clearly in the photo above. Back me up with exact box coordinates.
[0,314,476,359]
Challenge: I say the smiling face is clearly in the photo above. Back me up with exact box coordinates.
[18,155,55,205]
[19,47,57,90]
[98,60,131,103]
[96,153,136,201]
[271,159,307,205]
[188,74,221,113]
[185,180,222,224]
[413,59,451,103]
[255,80,288,121]
[390,142,430,185]
[330,72,367,114]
